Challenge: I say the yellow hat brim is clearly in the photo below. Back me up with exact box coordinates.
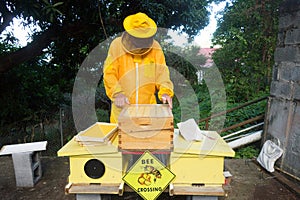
[123,13,157,38]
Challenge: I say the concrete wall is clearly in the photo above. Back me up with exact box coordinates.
[264,0,300,178]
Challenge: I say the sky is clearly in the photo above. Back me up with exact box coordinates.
[195,1,227,48]
[7,1,230,48]
[169,1,230,48]
[2,17,37,46]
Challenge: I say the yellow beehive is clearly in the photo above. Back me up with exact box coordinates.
[118,104,174,151]
[171,130,235,186]
[57,123,123,185]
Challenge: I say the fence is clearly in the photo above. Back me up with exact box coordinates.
[198,96,268,134]
[0,105,76,156]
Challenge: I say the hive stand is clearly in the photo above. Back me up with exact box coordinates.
[0,141,47,187]
[12,151,42,187]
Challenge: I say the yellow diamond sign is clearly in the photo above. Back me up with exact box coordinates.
[122,151,175,200]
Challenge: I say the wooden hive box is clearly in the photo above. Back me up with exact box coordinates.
[118,104,174,151]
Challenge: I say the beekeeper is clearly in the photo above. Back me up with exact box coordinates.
[103,12,174,123]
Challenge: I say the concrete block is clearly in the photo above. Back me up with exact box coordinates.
[270,81,292,100]
[281,151,300,178]
[12,152,42,187]
[281,105,300,177]
[288,105,300,154]
[278,9,300,29]
[278,62,300,82]
[187,196,218,200]
[279,0,300,17]
[294,83,300,100]
[285,29,300,45]
[274,46,300,63]
[76,194,101,200]
[265,98,295,144]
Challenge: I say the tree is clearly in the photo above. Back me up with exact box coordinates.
[0,1,223,139]
[212,0,282,102]
[0,0,224,73]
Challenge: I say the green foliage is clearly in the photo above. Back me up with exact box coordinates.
[162,42,210,125]
[0,61,63,122]
[96,108,110,123]
[0,43,67,137]
[206,0,281,158]
[234,145,260,159]
[212,0,282,102]
[171,83,212,128]
[224,95,268,130]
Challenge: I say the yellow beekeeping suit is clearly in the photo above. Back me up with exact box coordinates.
[103,37,173,122]
[103,12,174,122]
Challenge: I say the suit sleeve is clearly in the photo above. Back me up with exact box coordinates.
[155,46,174,100]
[103,40,123,100]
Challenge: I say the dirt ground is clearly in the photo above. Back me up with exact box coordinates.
[0,156,299,200]
[222,159,300,200]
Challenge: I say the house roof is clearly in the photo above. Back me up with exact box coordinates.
[198,48,218,67]
[198,48,218,57]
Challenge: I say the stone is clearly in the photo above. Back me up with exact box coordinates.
[270,81,292,100]
[265,98,292,143]
[274,46,300,63]
[279,62,300,82]
[285,29,300,45]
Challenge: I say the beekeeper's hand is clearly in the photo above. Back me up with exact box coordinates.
[114,93,130,108]
[162,94,172,109]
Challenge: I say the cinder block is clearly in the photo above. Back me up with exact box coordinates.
[282,105,300,178]
[265,97,295,143]
[270,81,292,100]
[285,29,300,45]
[278,62,300,82]
[274,46,300,63]
[187,196,218,200]
[294,83,300,100]
[76,194,101,200]
[12,151,42,187]
[278,9,300,29]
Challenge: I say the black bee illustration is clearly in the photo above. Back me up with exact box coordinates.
[144,165,162,183]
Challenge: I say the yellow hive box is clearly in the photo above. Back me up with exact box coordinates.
[57,123,122,185]
[171,130,235,186]
[118,104,174,151]
[68,154,122,184]
[74,122,118,146]
[171,154,224,185]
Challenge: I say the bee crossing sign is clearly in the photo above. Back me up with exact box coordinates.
[122,151,175,200]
